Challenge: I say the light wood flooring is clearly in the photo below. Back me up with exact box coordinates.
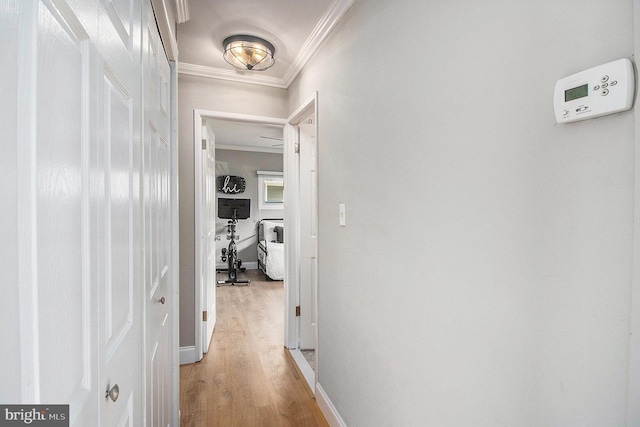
[180,269,328,427]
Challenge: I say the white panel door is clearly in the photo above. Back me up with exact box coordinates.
[203,129,217,353]
[5,0,146,425]
[143,2,173,426]
[16,2,100,425]
[96,0,145,425]
[298,121,318,350]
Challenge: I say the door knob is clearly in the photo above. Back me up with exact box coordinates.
[105,384,119,402]
[158,296,166,304]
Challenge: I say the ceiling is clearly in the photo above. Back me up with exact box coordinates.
[208,119,284,153]
[176,0,352,151]
[176,0,353,89]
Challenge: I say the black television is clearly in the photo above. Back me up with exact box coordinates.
[218,198,251,220]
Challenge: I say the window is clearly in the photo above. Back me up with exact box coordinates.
[257,171,284,210]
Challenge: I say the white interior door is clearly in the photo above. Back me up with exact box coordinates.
[5,0,147,425]
[143,2,173,426]
[97,0,147,424]
[298,118,318,350]
[4,1,176,425]
[203,126,217,352]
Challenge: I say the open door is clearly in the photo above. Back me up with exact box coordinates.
[284,93,319,393]
[201,124,217,353]
[298,116,318,350]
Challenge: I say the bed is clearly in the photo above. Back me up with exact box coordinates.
[257,219,284,280]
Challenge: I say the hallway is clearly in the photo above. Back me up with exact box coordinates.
[179,270,328,426]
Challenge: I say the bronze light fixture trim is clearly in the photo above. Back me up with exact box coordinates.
[223,35,276,71]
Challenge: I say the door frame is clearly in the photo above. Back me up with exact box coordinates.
[193,109,287,361]
[198,121,217,354]
[283,92,319,392]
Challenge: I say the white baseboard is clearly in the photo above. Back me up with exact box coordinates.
[288,348,315,394]
[316,383,347,427]
[179,346,197,365]
[216,261,258,270]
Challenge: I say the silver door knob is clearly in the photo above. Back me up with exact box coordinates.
[158,297,166,304]
[106,384,119,402]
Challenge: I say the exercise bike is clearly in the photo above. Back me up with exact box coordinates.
[217,198,251,286]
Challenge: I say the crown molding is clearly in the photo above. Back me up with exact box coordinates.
[177,0,354,89]
[282,0,354,87]
[178,62,288,89]
[175,0,189,23]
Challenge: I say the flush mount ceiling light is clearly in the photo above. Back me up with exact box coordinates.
[223,35,275,71]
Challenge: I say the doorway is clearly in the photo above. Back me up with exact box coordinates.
[284,93,319,393]
[192,99,320,394]
[193,110,287,360]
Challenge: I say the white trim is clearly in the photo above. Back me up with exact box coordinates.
[282,0,354,87]
[193,109,287,366]
[289,349,315,395]
[283,123,300,349]
[193,111,205,362]
[178,63,288,89]
[316,383,347,427]
[258,171,284,210]
[169,60,181,427]
[175,0,189,23]
[284,93,318,350]
[216,143,282,154]
[179,346,197,365]
[150,0,179,61]
[196,110,288,126]
[177,0,354,89]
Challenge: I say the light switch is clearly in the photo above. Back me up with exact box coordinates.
[339,203,346,226]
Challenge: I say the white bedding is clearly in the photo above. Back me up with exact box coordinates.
[264,240,284,280]
[258,220,285,280]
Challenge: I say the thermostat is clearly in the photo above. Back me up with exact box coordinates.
[554,58,635,123]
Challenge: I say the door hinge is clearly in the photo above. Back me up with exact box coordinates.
[202,139,207,150]
[294,143,300,154]
[203,310,208,321]
[295,306,301,316]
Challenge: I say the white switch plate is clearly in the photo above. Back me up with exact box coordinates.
[339,203,346,226]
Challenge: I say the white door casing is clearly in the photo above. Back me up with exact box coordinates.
[192,110,286,361]
[202,124,217,353]
[284,93,319,390]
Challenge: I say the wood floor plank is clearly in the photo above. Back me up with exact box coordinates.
[180,270,328,426]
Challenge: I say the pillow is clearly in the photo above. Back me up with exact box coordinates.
[274,225,284,243]
[261,221,281,242]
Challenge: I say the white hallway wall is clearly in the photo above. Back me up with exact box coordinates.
[177,75,288,347]
[289,0,638,425]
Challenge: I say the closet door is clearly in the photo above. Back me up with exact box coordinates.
[95,0,145,424]
[14,2,101,425]
[5,0,146,425]
[143,1,173,425]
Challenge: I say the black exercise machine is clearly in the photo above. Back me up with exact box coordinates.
[217,198,251,286]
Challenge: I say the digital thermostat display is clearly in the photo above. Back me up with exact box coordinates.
[564,84,588,102]
[554,58,635,123]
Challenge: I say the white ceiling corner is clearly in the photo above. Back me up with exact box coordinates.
[281,0,354,88]
[177,0,354,89]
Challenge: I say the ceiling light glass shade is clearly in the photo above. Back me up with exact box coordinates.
[223,35,275,71]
